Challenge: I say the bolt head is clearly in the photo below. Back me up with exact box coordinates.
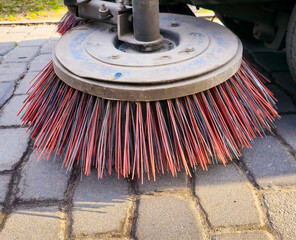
[190,32,201,37]
[171,22,180,27]
[111,55,120,60]
[185,47,195,52]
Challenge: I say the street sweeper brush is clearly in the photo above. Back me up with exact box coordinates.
[57,11,81,35]
[19,0,279,182]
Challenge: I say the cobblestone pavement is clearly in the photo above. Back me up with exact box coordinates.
[0,24,296,240]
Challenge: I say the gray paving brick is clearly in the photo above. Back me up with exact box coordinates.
[0,175,10,203]
[213,231,274,240]
[253,51,289,72]
[276,115,296,151]
[268,85,296,113]
[15,71,38,95]
[0,42,15,56]
[0,95,28,126]
[0,62,27,82]
[17,151,70,200]
[40,40,58,54]
[30,26,56,37]
[0,32,28,43]
[8,26,35,34]
[18,36,48,47]
[263,190,296,240]
[72,173,132,237]
[0,207,61,240]
[136,195,205,240]
[195,164,260,227]
[29,54,52,72]
[0,27,10,37]
[241,136,296,188]
[4,46,39,63]
[0,73,22,83]
[0,128,30,171]
[272,72,296,95]
[138,171,187,194]
[0,82,15,108]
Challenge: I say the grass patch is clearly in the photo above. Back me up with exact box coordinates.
[0,0,67,21]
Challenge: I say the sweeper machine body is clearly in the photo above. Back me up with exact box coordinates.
[20,0,295,181]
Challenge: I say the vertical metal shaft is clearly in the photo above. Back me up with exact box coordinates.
[132,0,161,42]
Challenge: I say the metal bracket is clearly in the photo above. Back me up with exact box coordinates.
[73,0,163,51]
[78,1,131,25]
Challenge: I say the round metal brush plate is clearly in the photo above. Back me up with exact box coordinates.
[53,13,243,101]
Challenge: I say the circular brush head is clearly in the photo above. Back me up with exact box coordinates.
[19,12,279,183]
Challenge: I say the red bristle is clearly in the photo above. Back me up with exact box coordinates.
[57,11,81,35]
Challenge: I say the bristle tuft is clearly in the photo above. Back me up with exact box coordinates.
[57,11,81,35]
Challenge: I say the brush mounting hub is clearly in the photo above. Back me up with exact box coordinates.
[53,13,243,101]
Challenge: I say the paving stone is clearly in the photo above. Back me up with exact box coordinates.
[253,51,289,72]
[272,72,296,95]
[18,37,48,47]
[0,81,15,108]
[29,54,52,72]
[138,171,187,194]
[40,40,58,54]
[0,32,28,43]
[241,136,296,188]
[17,151,70,200]
[30,25,56,37]
[0,95,28,126]
[72,173,132,237]
[213,231,274,240]
[268,85,296,113]
[15,71,38,95]
[195,164,260,227]
[0,128,30,171]
[0,207,61,240]
[0,74,22,83]
[0,175,10,203]
[0,27,10,36]
[263,190,296,240]
[136,195,204,240]
[4,46,39,63]
[0,62,27,82]
[276,115,296,151]
[0,42,15,56]
[8,26,35,34]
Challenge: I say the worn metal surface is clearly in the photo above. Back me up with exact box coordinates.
[131,0,163,50]
[78,0,163,51]
[53,13,242,101]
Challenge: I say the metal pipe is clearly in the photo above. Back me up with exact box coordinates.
[132,0,161,42]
